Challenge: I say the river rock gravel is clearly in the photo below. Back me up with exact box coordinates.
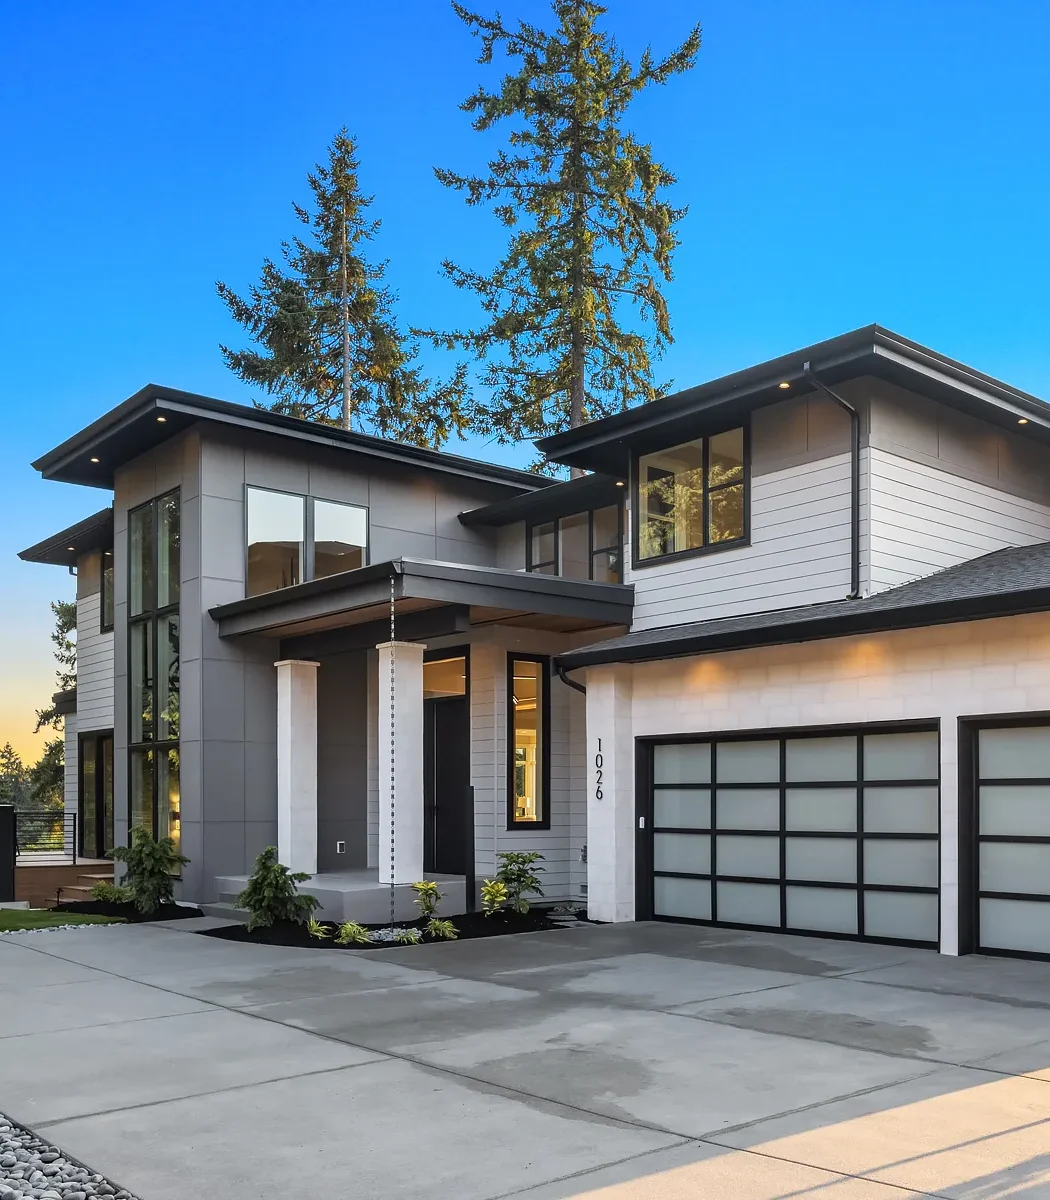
[0,1113,138,1200]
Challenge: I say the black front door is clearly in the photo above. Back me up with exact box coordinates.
[79,732,114,860]
[424,695,471,875]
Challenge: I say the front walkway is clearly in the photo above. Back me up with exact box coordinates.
[2,920,1049,1199]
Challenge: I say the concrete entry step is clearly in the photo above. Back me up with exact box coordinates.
[211,869,469,924]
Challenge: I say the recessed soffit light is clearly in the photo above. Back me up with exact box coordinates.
[156,415,167,423]
[1018,417,1029,425]
[90,456,100,463]
[778,381,790,389]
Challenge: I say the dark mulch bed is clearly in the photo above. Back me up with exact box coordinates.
[51,900,205,924]
[201,908,579,949]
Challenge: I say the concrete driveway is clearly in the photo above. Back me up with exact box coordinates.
[2,919,1049,1199]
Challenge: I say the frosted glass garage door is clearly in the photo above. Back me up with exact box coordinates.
[651,728,940,946]
[977,727,1050,958]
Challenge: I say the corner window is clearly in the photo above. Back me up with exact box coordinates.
[101,550,114,631]
[508,656,550,828]
[526,505,623,582]
[637,426,746,561]
[128,490,180,856]
[246,487,368,596]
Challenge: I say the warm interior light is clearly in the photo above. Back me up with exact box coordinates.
[1018,417,1029,425]
[778,381,790,389]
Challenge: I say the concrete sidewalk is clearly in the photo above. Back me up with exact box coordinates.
[1,919,1049,1199]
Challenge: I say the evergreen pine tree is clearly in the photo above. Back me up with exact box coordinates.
[34,600,76,732]
[428,1,700,453]
[218,129,471,447]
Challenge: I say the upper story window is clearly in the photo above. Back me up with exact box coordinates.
[527,504,623,583]
[100,549,114,632]
[246,487,367,597]
[636,426,747,562]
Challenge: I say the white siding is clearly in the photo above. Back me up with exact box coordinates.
[76,590,114,732]
[628,453,853,631]
[869,448,1050,592]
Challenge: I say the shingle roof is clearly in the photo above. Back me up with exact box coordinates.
[556,541,1050,669]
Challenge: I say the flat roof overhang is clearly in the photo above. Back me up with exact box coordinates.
[32,385,552,493]
[537,325,1050,475]
[18,507,113,567]
[209,558,635,640]
[459,472,625,528]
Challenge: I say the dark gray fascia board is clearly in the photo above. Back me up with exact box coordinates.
[556,588,1050,670]
[537,325,1050,474]
[52,688,77,716]
[459,472,625,527]
[280,605,472,659]
[18,507,114,566]
[31,384,552,493]
[211,557,635,637]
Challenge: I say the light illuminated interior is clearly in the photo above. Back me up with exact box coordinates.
[511,660,543,822]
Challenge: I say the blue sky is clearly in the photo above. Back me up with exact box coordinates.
[3,0,1050,758]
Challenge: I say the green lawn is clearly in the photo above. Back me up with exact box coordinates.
[0,909,125,931]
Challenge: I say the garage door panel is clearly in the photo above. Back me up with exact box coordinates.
[716,788,779,829]
[654,788,711,829]
[786,837,857,883]
[717,835,779,878]
[980,898,1050,956]
[787,886,858,934]
[654,743,711,785]
[786,787,856,832]
[863,731,938,780]
[653,832,711,875]
[864,839,939,888]
[979,842,1050,896]
[979,727,1050,779]
[978,786,1050,837]
[786,736,858,782]
[864,890,939,942]
[716,740,779,783]
[864,785,939,834]
[717,881,780,926]
[654,876,711,921]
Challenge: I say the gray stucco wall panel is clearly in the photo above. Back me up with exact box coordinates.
[316,649,368,871]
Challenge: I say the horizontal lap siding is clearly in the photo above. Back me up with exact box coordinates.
[628,453,852,630]
[870,449,1050,592]
[76,591,114,733]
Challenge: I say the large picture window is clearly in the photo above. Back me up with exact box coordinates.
[128,490,180,854]
[637,426,746,562]
[507,656,550,828]
[526,504,623,583]
[246,487,367,596]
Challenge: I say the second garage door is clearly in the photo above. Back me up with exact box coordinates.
[649,727,941,947]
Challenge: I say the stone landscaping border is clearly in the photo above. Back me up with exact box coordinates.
[0,1112,138,1200]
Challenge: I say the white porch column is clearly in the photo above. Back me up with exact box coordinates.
[377,641,425,884]
[275,659,319,875]
[586,663,635,922]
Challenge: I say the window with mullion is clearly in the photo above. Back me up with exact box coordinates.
[128,490,180,854]
[526,505,624,582]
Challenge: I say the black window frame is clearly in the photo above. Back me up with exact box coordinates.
[127,489,181,850]
[632,422,751,568]
[244,485,370,597]
[506,653,552,830]
[79,729,114,859]
[100,548,114,633]
[525,503,624,582]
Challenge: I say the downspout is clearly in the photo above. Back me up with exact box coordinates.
[556,663,587,695]
[803,362,861,600]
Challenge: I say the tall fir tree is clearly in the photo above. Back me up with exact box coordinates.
[34,600,76,732]
[218,129,472,447]
[428,1,700,454]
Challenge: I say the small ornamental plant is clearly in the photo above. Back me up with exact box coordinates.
[89,881,133,904]
[481,878,509,917]
[112,826,189,915]
[426,918,458,940]
[496,851,546,914]
[237,847,319,931]
[335,921,372,945]
[393,926,423,945]
[411,880,442,920]
[307,918,330,940]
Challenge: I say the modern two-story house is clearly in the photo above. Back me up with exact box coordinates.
[19,326,1050,959]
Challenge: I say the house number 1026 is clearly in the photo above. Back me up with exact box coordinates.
[595,738,603,800]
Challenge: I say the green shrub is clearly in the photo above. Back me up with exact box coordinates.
[307,918,330,940]
[112,826,189,915]
[393,926,423,945]
[411,879,442,920]
[237,846,319,931]
[481,878,508,917]
[426,917,458,940]
[335,920,373,945]
[89,881,133,904]
[496,851,546,914]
